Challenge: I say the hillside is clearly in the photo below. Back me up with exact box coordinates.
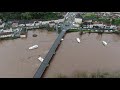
[0,12,64,21]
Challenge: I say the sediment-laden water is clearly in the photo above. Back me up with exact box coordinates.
[44,32,120,78]
[0,29,57,78]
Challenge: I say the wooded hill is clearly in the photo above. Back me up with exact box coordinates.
[0,12,64,21]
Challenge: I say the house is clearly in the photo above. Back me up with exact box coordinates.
[82,19,93,25]
[73,23,80,28]
[109,25,117,30]
[1,28,13,33]
[58,19,64,23]
[20,28,27,38]
[25,20,40,29]
[12,22,18,28]
[74,18,82,24]
[0,23,5,28]
[41,21,50,25]
[49,21,56,27]
[26,21,35,27]
[0,28,14,38]
[73,13,82,28]
[52,19,64,24]
[84,19,92,23]
[18,24,26,27]
[0,32,14,38]
[117,26,120,31]
[18,21,26,27]
[93,22,105,29]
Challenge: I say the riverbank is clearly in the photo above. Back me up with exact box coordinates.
[67,29,120,34]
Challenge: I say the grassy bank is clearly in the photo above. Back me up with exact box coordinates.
[67,29,80,32]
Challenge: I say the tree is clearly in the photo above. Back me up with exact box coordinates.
[0,12,64,20]
[21,12,32,20]
[111,18,120,25]
[82,13,98,20]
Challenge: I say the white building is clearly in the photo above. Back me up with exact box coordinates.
[74,18,82,24]
[12,23,18,28]
[49,22,56,27]
[18,24,26,27]
[51,19,64,23]
[73,23,80,28]
[87,25,93,28]
[0,28,14,38]
[109,25,117,29]
[0,23,5,28]
[41,21,50,25]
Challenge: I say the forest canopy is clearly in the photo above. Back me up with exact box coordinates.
[0,12,64,21]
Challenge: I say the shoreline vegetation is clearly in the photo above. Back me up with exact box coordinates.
[55,71,120,78]
[67,29,120,35]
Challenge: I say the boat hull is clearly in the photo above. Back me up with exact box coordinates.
[29,45,38,50]
[102,41,107,46]
[76,38,80,43]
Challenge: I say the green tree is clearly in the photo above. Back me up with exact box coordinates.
[21,12,32,20]
[82,13,98,20]
[0,12,64,21]
[112,18,120,25]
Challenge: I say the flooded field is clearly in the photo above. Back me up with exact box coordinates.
[0,29,57,78]
[44,32,120,78]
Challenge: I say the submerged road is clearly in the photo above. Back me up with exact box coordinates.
[33,12,77,78]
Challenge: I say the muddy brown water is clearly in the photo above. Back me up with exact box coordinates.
[43,32,120,78]
[0,29,57,78]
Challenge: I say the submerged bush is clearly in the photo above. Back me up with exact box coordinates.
[55,71,120,78]
[55,73,67,78]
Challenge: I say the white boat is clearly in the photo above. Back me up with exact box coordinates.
[29,45,38,50]
[61,38,64,41]
[102,41,107,46]
[20,35,26,38]
[76,38,80,43]
[38,57,44,62]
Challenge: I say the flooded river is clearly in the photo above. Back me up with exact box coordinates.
[0,29,57,78]
[44,32,120,78]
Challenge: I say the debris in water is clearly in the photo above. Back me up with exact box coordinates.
[33,34,37,37]
[38,57,44,62]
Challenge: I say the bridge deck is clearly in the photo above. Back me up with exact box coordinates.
[33,12,77,78]
[33,29,67,78]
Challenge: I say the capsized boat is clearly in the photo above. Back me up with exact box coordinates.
[29,45,38,50]
[38,57,44,62]
[76,38,80,43]
[102,41,107,46]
